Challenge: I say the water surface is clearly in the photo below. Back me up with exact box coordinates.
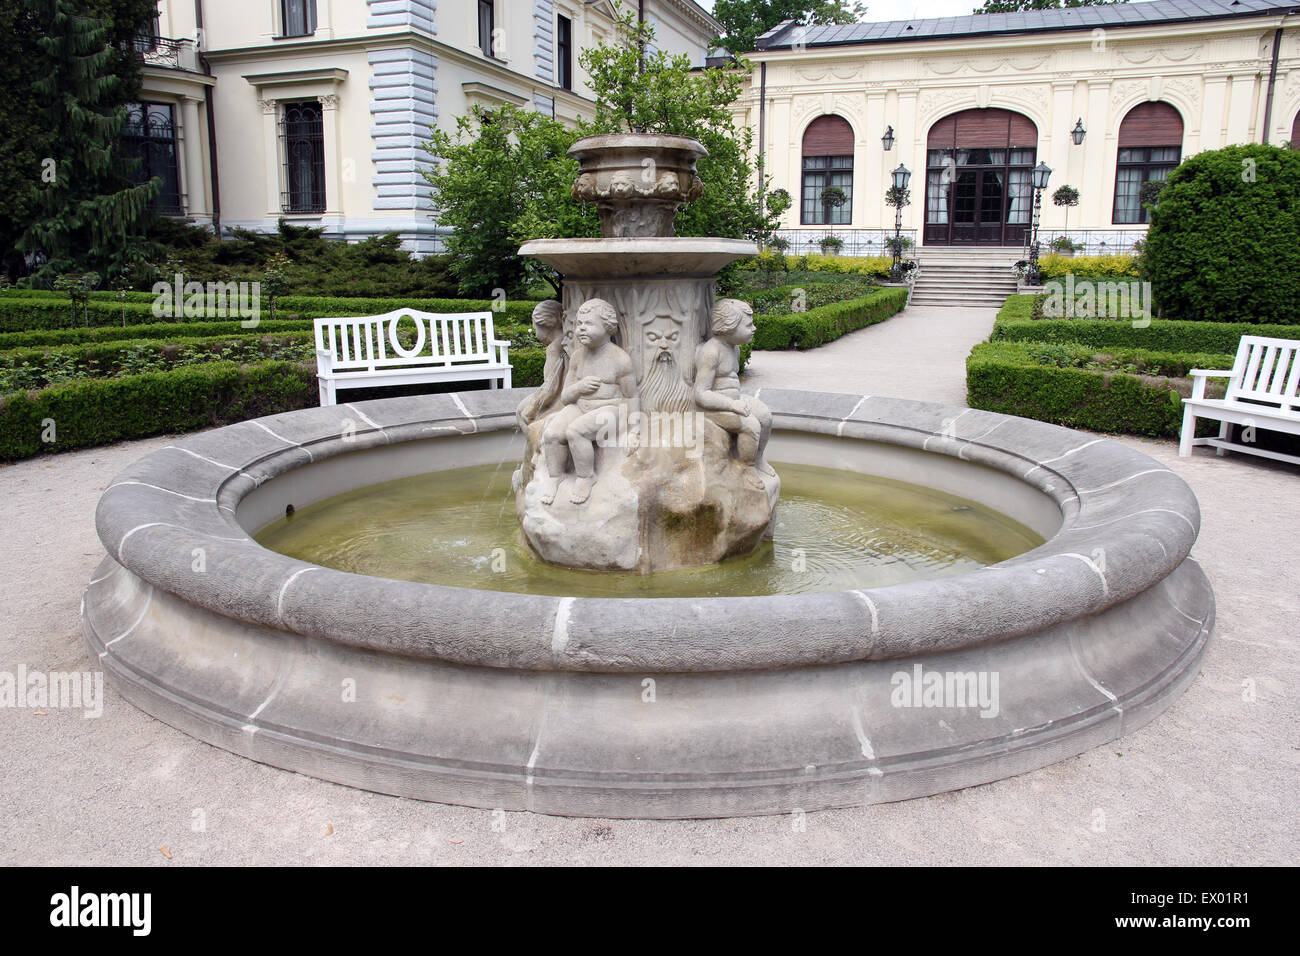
[255,462,1044,598]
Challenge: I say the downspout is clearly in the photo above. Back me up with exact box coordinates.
[638,0,645,74]
[1261,26,1283,144]
[758,60,767,213]
[196,0,222,236]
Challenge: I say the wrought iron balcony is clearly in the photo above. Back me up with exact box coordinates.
[132,35,202,74]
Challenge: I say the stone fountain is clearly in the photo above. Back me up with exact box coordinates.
[81,132,1217,820]
[515,134,779,573]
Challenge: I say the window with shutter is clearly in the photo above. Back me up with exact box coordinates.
[1113,102,1183,224]
[800,116,854,226]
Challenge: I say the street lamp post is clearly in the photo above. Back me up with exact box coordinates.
[1027,160,1052,286]
[889,163,911,281]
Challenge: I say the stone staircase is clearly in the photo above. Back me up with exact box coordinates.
[906,246,1022,309]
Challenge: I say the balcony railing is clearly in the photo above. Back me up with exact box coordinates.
[132,36,202,74]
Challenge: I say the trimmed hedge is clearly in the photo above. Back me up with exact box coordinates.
[752,287,909,350]
[0,333,317,390]
[0,344,548,461]
[0,319,321,350]
[0,294,541,332]
[0,361,319,462]
[966,341,1232,438]
[994,294,1300,353]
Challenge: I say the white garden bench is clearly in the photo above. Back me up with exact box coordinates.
[1180,335,1300,466]
[313,309,511,406]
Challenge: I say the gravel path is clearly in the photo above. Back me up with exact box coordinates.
[1,302,1296,866]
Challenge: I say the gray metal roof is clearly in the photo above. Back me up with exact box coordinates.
[754,0,1300,50]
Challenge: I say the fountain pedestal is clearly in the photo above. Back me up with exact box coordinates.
[515,134,777,574]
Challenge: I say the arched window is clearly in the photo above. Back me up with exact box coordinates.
[1291,109,1299,149]
[1114,102,1183,224]
[801,115,853,225]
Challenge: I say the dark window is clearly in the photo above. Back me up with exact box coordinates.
[801,156,853,225]
[280,101,325,214]
[280,0,317,39]
[478,0,495,58]
[1114,102,1183,224]
[800,115,854,225]
[557,15,572,90]
[1291,110,1299,149]
[122,102,182,215]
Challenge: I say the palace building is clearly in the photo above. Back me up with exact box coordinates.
[736,0,1300,256]
[128,1,720,253]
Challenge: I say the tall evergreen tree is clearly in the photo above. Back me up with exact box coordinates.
[18,0,159,285]
[0,3,52,280]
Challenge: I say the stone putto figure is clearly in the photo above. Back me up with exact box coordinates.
[539,298,638,506]
[515,299,568,431]
[694,298,775,490]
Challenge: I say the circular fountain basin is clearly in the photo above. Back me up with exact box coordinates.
[83,388,1214,818]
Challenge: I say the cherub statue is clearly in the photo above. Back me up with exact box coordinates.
[516,299,568,431]
[694,298,775,491]
[539,298,638,505]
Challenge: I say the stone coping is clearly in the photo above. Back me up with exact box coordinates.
[93,388,1201,675]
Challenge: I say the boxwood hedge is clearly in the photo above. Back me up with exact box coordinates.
[966,341,1234,438]
[752,287,909,350]
[0,342,548,462]
[993,294,1300,353]
[0,361,319,462]
[0,294,541,332]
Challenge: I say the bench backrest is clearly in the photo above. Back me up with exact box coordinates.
[313,309,499,371]
[1227,336,1300,412]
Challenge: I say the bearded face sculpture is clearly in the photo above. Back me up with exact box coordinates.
[640,314,692,414]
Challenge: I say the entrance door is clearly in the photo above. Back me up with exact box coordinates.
[924,109,1038,247]
[948,166,1009,244]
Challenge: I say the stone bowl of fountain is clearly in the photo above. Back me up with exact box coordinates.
[81,135,1214,819]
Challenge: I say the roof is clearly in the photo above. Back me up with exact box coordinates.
[754,0,1300,50]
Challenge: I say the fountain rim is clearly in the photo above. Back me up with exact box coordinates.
[89,388,1202,675]
[567,132,708,161]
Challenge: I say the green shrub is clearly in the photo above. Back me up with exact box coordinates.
[1038,254,1138,279]
[1141,144,1300,323]
[745,277,880,315]
[966,341,1229,437]
[0,294,540,333]
[0,333,318,391]
[739,251,893,278]
[993,294,1300,353]
[0,361,319,462]
[0,319,319,350]
[752,287,908,350]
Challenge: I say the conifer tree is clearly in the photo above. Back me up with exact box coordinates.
[18,0,159,284]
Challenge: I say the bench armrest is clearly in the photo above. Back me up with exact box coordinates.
[1188,369,1233,401]
[491,339,511,364]
[315,348,336,373]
